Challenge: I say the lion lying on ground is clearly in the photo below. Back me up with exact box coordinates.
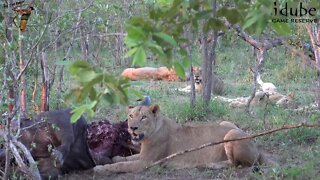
[94,105,271,173]
[215,91,294,108]
[214,91,269,108]
[178,67,224,95]
[121,67,179,81]
[269,92,295,108]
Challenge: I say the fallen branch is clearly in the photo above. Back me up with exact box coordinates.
[146,123,320,169]
[12,140,41,180]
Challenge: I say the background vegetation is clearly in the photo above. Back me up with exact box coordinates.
[0,0,319,179]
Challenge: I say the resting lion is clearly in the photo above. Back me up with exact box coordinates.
[94,105,270,173]
[121,67,179,81]
[178,67,224,95]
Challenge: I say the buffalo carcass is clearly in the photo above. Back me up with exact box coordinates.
[13,110,138,179]
[0,96,150,179]
[19,109,96,179]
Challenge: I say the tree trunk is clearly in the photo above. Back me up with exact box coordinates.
[32,53,39,114]
[306,24,320,109]
[184,28,196,107]
[19,30,27,116]
[48,27,59,92]
[246,48,266,112]
[80,24,89,60]
[201,0,217,107]
[3,3,15,177]
[189,65,196,107]
[4,3,15,113]
[41,52,49,111]
[4,114,12,180]
[115,25,124,66]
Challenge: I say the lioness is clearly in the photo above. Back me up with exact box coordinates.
[193,67,224,95]
[121,67,178,81]
[94,105,269,173]
[216,91,269,108]
[178,67,224,95]
[269,92,295,108]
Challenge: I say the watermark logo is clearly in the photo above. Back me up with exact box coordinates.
[272,1,318,23]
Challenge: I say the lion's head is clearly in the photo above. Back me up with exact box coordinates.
[192,67,202,84]
[127,105,160,143]
[276,92,295,108]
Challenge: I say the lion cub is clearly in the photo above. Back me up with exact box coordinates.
[94,105,269,173]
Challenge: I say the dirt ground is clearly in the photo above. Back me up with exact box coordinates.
[63,166,265,180]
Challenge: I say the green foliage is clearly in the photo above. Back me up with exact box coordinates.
[173,62,185,79]
[264,161,319,180]
[270,22,291,35]
[71,101,96,123]
[133,47,147,66]
[277,60,314,82]
[275,127,320,145]
[163,99,227,123]
[62,61,138,121]
[124,0,205,69]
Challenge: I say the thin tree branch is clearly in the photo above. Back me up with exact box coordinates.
[14,25,48,85]
[12,140,41,180]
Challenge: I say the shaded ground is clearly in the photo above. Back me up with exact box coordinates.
[63,166,266,180]
[62,142,282,180]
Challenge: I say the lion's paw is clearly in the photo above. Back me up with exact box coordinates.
[112,156,125,163]
[94,165,106,172]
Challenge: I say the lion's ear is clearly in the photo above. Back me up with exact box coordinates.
[191,67,197,73]
[149,104,160,114]
[126,106,135,113]
[288,92,294,98]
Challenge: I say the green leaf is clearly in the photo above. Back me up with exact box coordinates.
[182,57,191,68]
[102,93,114,104]
[242,11,261,30]
[195,10,212,19]
[70,100,98,123]
[173,62,185,79]
[125,47,138,58]
[71,107,86,123]
[69,61,92,74]
[147,42,165,57]
[191,19,199,29]
[255,18,268,35]
[128,88,143,99]
[132,47,147,66]
[87,108,95,118]
[78,70,97,82]
[205,18,227,32]
[71,61,91,69]
[154,32,177,47]
[88,100,98,109]
[125,37,140,47]
[225,9,243,24]
[271,22,291,35]
[88,88,97,101]
[126,24,146,40]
